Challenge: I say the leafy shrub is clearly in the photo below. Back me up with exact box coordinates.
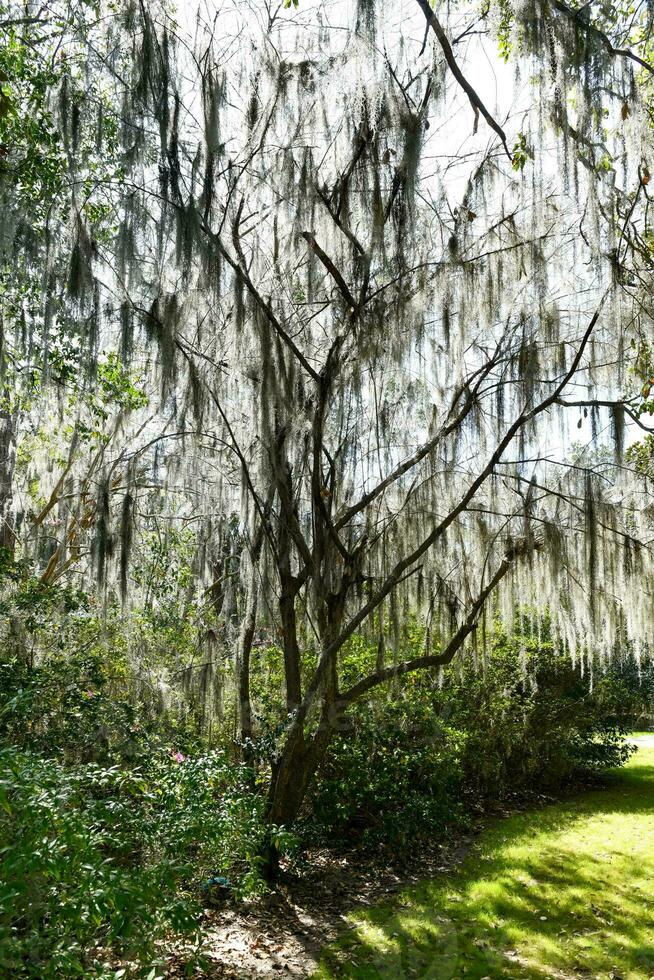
[0,648,155,763]
[603,656,654,730]
[0,550,219,764]
[308,700,466,851]
[0,609,212,765]
[0,747,269,978]
[309,624,637,852]
[446,634,636,792]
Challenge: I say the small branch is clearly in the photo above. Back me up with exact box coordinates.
[315,187,366,257]
[556,397,653,432]
[0,16,46,29]
[301,231,358,311]
[413,0,511,158]
[200,218,320,383]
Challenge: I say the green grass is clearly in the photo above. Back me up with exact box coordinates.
[313,738,654,980]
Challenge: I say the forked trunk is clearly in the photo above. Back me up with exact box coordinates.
[261,579,347,878]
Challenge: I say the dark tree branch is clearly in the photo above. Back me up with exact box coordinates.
[341,536,537,704]
[300,231,358,311]
[315,186,366,257]
[413,0,511,157]
[556,397,654,432]
[335,338,505,531]
[201,219,320,382]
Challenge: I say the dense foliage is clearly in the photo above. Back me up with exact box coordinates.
[311,627,640,851]
[0,747,275,978]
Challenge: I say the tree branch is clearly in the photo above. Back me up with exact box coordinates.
[301,231,358,311]
[551,0,654,76]
[556,397,653,432]
[341,538,535,704]
[413,0,511,158]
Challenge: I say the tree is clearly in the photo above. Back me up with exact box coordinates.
[4,0,654,858]
[0,0,129,561]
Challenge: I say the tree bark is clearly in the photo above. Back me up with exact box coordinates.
[237,548,260,753]
[0,406,17,555]
[262,584,347,877]
[262,705,336,878]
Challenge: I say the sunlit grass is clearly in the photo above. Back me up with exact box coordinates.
[314,741,654,979]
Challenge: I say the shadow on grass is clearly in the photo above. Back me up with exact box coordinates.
[313,751,654,980]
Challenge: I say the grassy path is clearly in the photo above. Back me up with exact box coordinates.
[313,737,654,980]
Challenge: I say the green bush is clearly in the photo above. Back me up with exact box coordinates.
[0,747,269,978]
[0,550,218,765]
[603,656,654,730]
[0,648,154,763]
[0,611,215,765]
[308,700,466,851]
[443,636,635,794]
[309,626,637,853]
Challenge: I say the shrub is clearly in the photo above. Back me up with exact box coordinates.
[0,747,269,978]
[443,637,636,794]
[309,625,637,852]
[0,551,219,765]
[308,699,466,851]
[603,656,654,730]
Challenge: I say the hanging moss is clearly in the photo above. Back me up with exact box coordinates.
[610,403,625,463]
[247,73,260,130]
[67,220,95,304]
[94,479,113,588]
[119,301,133,366]
[146,295,178,401]
[203,69,224,156]
[3,0,652,696]
[119,489,133,602]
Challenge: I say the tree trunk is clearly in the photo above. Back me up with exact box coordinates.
[279,586,302,710]
[262,715,335,878]
[0,406,17,555]
[236,561,258,754]
[236,518,268,756]
[262,589,347,878]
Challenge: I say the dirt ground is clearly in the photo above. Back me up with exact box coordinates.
[162,836,476,978]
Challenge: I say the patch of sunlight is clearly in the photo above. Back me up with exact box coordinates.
[314,743,654,980]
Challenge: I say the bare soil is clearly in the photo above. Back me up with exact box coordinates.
[163,839,473,978]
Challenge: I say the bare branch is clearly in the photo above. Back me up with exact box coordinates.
[414,0,511,157]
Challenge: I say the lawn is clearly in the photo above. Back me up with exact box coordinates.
[313,737,654,980]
